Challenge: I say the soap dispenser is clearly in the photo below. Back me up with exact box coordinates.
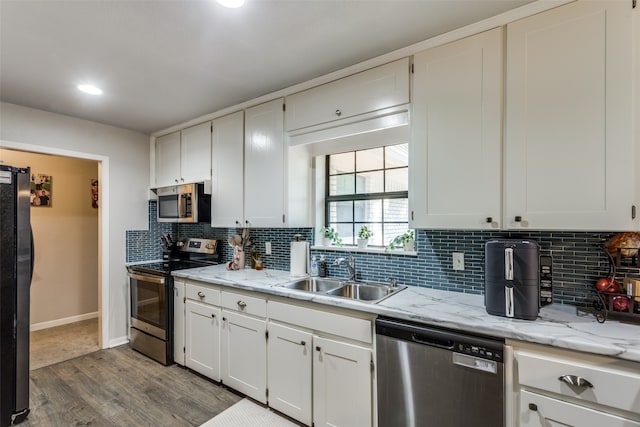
[310,256,319,277]
[318,255,327,277]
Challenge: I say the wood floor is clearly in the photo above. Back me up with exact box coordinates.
[22,346,242,427]
[30,318,100,370]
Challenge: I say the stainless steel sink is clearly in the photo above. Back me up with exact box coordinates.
[279,278,406,304]
[326,282,406,303]
[281,277,344,293]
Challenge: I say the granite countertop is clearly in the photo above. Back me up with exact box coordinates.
[173,264,640,363]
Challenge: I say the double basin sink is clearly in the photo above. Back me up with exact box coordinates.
[279,277,406,304]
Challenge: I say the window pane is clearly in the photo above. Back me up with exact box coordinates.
[334,223,354,245]
[385,144,408,168]
[329,152,354,174]
[356,171,383,194]
[328,201,353,223]
[384,198,408,222]
[356,147,384,172]
[354,199,382,222]
[329,174,354,196]
[385,168,408,192]
[383,223,409,246]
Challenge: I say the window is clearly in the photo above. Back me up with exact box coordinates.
[326,144,408,246]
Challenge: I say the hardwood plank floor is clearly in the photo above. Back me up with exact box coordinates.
[30,318,100,370]
[22,346,242,427]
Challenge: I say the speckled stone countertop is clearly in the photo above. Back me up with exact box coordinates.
[173,264,640,363]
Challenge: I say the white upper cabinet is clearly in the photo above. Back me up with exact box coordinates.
[504,1,636,230]
[410,27,503,230]
[244,98,286,227]
[154,121,212,188]
[285,58,410,132]
[211,111,245,228]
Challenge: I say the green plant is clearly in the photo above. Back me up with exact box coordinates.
[319,227,343,246]
[358,225,373,240]
[386,230,415,251]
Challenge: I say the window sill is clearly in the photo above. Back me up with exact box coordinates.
[310,245,418,256]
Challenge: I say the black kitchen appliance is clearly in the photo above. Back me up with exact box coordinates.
[127,237,218,365]
[485,238,540,320]
[0,165,32,427]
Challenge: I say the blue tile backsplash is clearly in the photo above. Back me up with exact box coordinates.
[127,201,637,308]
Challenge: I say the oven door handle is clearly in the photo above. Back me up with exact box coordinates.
[129,272,165,285]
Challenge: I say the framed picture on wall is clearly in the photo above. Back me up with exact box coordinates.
[30,173,52,207]
[91,179,99,208]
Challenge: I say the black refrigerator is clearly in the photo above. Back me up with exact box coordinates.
[0,165,32,426]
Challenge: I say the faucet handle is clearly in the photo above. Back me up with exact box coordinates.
[388,277,398,288]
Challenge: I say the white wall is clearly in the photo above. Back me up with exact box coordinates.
[0,150,99,326]
[0,102,149,346]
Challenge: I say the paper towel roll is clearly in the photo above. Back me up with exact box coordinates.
[290,241,309,277]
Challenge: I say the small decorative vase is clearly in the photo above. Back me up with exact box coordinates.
[233,246,245,269]
[322,237,332,247]
[357,238,368,249]
[403,239,415,252]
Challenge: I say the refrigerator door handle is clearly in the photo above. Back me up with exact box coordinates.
[30,225,35,283]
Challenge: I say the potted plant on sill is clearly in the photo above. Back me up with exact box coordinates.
[319,227,342,247]
[357,225,373,249]
[386,230,415,252]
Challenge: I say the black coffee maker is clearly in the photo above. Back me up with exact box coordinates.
[484,239,540,321]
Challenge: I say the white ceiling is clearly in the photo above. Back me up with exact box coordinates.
[0,0,533,135]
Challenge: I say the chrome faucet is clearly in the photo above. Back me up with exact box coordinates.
[334,255,356,281]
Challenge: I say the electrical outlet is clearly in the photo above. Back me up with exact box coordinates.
[265,242,272,255]
[453,252,464,271]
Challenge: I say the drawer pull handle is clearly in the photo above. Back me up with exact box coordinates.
[197,291,205,298]
[335,109,342,117]
[528,403,538,411]
[237,301,247,308]
[558,375,593,389]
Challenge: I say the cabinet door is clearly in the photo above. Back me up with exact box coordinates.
[313,336,372,427]
[155,131,181,188]
[285,58,410,131]
[181,121,212,184]
[411,28,502,229]
[221,310,267,403]
[185,300,221,381]
[520,390,640,427]
[173,280,185,366]
[244,98,285,227]
[211,111,244,227]
[505,1,635,230]
[267,322,312,426]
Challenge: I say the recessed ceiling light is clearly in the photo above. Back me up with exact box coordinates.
[77,84,103,95]
[216,0,245,8]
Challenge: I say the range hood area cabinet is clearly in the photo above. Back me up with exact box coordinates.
[410,1,638,231]
[210,99,311,228]
[155,121,212,188]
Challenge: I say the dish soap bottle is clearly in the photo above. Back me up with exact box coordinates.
[310,256,319,277]
[318,255,327,277]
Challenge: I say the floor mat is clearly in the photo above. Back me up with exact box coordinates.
[200,398,300,427]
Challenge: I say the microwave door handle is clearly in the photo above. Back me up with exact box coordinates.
[179,194,188,218]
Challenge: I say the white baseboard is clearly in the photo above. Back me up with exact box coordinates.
[108,336,130,348]
[30,311,99,332]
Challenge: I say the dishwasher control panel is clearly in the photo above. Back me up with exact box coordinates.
[455,343,503,362]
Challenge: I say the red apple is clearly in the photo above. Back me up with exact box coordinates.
[595,277,621,293]
[612,295,630,312]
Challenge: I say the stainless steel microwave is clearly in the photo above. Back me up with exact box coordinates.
[155,183,211,223]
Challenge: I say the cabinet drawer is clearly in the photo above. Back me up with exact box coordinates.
[221,291,267,317]
[516,350,640,414]
[269,301,372,344]
[186,283,220,306]
[285,58,409,131]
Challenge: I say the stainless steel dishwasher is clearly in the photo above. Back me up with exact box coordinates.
[376,317,505,427]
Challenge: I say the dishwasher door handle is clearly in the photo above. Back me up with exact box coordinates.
[452,353,498,374]
[411,333,455,350]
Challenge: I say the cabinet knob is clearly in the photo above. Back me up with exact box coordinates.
[335,109,342,117]
[174,179,179,183]
[211,313,216,319]
[197,291,205,298]
[180,177,184,182]
[300,341,306,346]
[486,217,493,223]
[514,216,522,222]
[222,317,227,321]
[235,220,241,226]
[528,403,538,411]
[315,346,321,352]
[237,300,247,308]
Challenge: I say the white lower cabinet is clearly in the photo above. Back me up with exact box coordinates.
[173,280,186,366]
[267,322,313,425]
[185,300,221,381]
[312,336,372,427]
[221,309,267,403]
[519,390,640,427]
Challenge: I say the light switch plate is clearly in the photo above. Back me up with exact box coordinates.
[265,242,272,255]
[453,252,464,270]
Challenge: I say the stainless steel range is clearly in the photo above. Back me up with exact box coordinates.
[127,237,218,365]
